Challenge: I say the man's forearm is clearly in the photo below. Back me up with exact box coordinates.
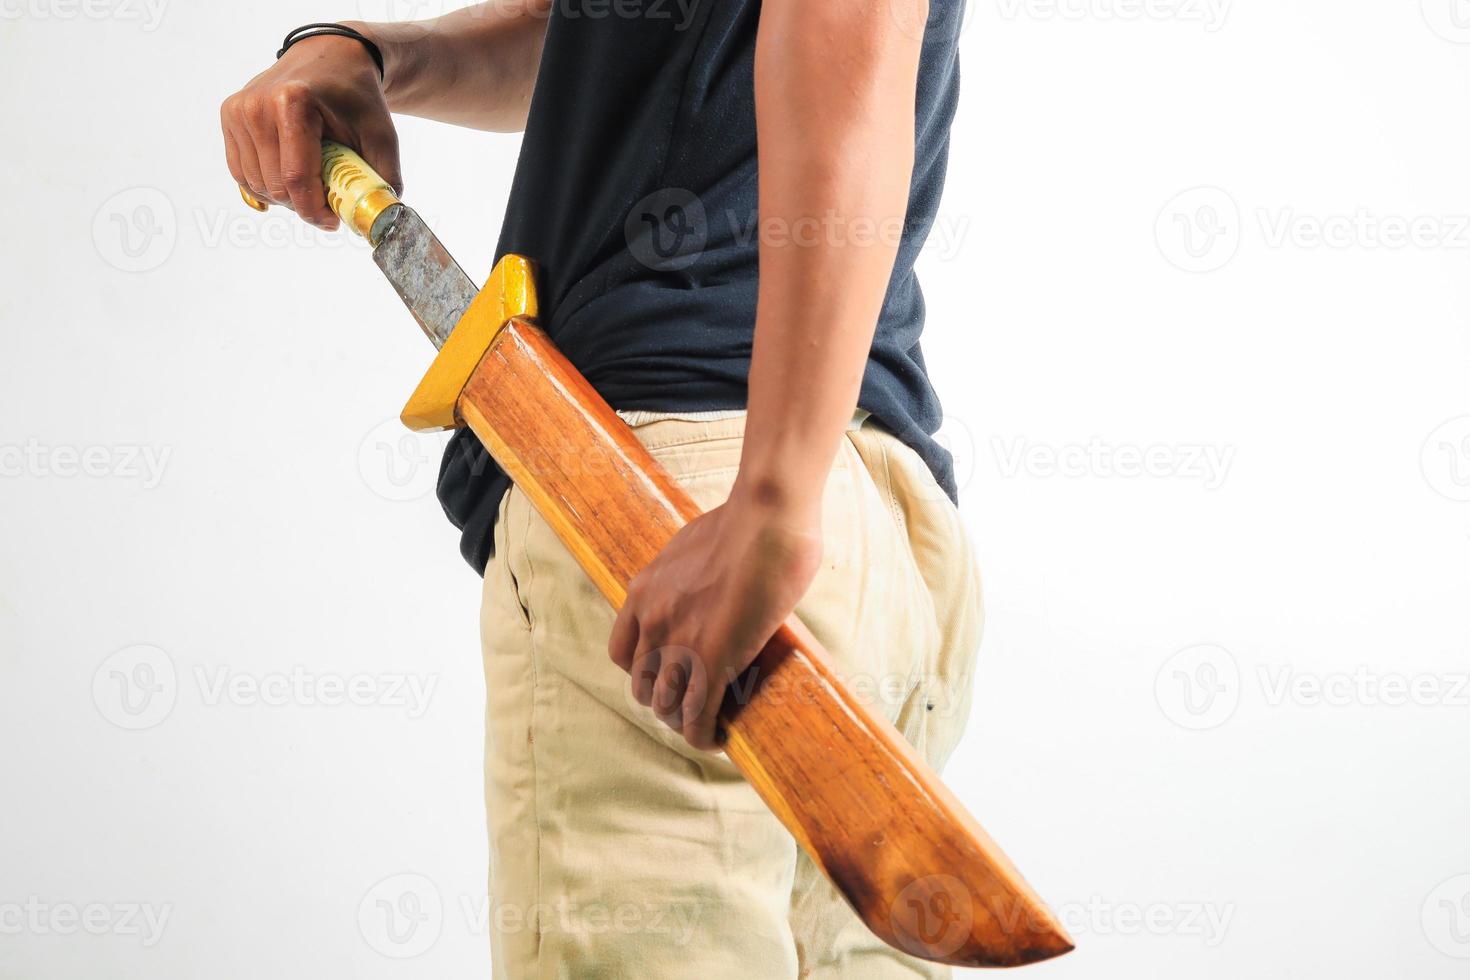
[737,0,927,515]
[348,1,552,132]
[608,0,932,750]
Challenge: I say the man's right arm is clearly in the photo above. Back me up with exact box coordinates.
[220,2,552,229]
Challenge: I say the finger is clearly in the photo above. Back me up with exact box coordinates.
[275,91,337,229]
[242,99,286,205]
[652,651,692,729]
[608,600,639,672]
[358,124,404,197]
[233,109,268,201]
[221,102,247,188]
[630,642,663,708]
[680,661,723,752]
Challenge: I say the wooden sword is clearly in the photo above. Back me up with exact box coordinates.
[241,143,1073,968]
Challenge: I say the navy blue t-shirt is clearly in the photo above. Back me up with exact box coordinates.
[438,0,965,575]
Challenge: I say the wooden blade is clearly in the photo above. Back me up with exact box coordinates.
[456,317,1074,968]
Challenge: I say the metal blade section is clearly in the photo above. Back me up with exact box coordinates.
[371,206,478,350]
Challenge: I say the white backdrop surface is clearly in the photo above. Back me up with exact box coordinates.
[2,2,1468,977]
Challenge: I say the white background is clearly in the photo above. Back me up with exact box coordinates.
[2,1,1469,977]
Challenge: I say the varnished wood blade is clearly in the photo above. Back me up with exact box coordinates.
[457,317,1074,968]
[725,616,1073,966]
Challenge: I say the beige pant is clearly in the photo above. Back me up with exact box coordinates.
[480,413,983,979]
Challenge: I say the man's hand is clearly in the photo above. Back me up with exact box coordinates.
[608,483,824,752]
[221,33,400,230]
[220,5,553,227]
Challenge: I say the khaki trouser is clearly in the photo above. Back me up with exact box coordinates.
[480,413,983,979]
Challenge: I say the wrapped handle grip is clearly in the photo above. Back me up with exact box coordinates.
[320,141,399,241]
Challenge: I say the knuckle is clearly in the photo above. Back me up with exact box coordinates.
[279,170,314,192]
[240,95,270,124]
[272,82,312,114]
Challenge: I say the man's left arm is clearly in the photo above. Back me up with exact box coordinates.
[608,0,930,751]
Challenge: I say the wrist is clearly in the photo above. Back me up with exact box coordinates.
[337,21,406,100]
[734,412,851,526]
[291,31,376,65]
[729,469,825,529]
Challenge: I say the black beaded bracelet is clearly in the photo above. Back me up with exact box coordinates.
[277,23,385,81]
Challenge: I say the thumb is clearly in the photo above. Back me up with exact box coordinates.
[357,125,404,197]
